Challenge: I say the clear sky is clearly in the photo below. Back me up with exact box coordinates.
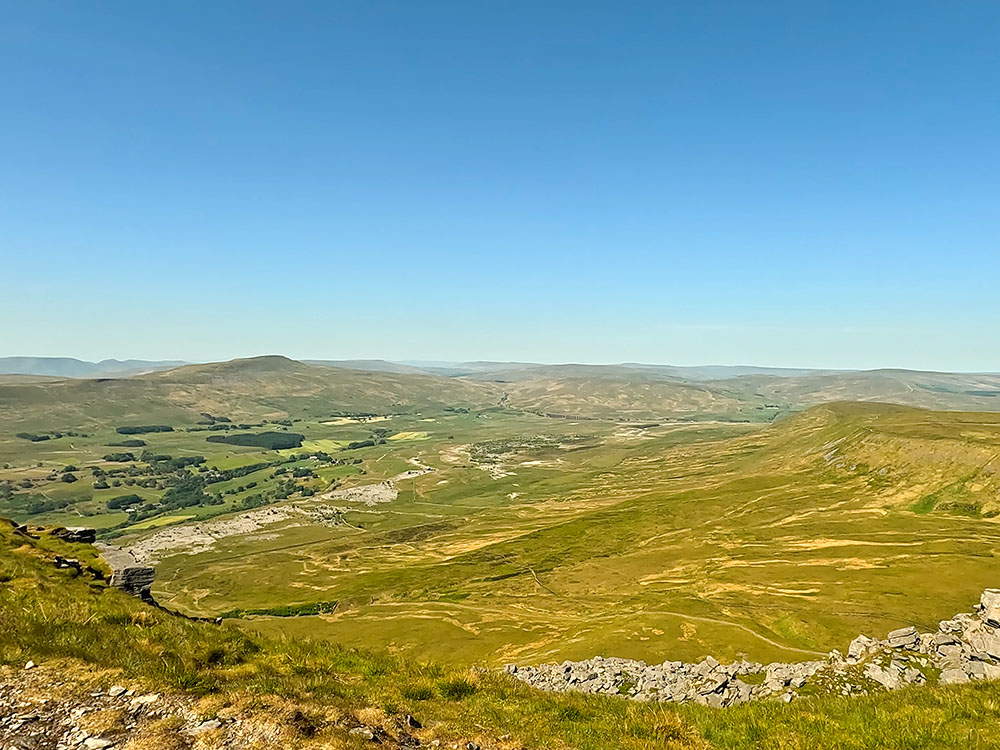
[1,1,998,370]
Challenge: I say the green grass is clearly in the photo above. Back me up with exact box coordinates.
[126,513,197,530]
[125,404,1000,671]
[6,400,1000,670]
[4,521,1000,749]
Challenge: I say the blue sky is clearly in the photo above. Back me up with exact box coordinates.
[1,1,998,369]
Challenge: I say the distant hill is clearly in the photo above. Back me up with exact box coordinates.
[306,359,435,375]
[395,361,848,380]
[443,362,1000,420]
[0,355,501,432]
[2,355,999,430]
[0,357,187,379]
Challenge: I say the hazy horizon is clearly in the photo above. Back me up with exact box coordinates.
[2,353,1000,376]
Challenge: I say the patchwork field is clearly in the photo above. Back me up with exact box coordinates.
[3,357,999,676]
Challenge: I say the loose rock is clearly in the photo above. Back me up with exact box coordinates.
[507,589,1000,706]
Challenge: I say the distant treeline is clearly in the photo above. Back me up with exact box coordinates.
[219,599,339,619]
[115,425,174,435]
[107,493,143,510]
[206,431,304,450]
[16,433,50,442]
[16,430,89,442]
[102,453,136,463]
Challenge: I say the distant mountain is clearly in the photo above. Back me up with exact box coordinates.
[2,356,999,429]
[396,361,848,380]
[0,355,501,432]
[0,357,189,379]
[306,359,435,375]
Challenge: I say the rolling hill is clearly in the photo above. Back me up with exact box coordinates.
[4,356,1000,433]
[0,356,502,433]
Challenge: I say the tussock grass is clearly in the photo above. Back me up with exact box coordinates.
[4,522,1000,747]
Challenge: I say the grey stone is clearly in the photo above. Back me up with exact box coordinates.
[187,719,222,735]
[864,663,900,689]
[505,589,1000,707]
[96,544,155,597]
[847,635,878,663]
[52,527,97,544]
[940,668,970,685]
[887,626,919,648]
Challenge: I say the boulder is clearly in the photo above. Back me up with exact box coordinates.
[186,719,222,735]
[847,634,879,663]
[96,544,155,598]
[51,527,97,544]
[864,663,900,689]
[980,590,1000,628]
[963,623,1000,661]
[940,668,970,685]
[887,626,919,649]
[980,589,1000,611]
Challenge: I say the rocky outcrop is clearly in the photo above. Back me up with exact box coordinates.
[507,589,1000,707]
[95,543,156,600]
[50,526,97,544]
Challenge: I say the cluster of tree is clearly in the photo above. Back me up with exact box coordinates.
[103,452,135,462]
[345,439,376,450]
[15,430,88,442]
[271,465,318,479]
[187,418,282,433]
[197,412,232,425]
[343,429,393,451]
[218,599,338,619]
[16,432,50,442]
[2,490,74,516]
[107,493,143,510]
[229,478,301,510]
[139,451,206,472]
[119,474,222,524]
[206,432,304,450]
[203,460,274,483]
[108,439,146,447]
[115,425,174,435]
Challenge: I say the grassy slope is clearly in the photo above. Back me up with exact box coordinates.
[459,363,1000,417]
[5,358,1000,436]
[147,403,1000,670]
[0,356,502,433]
[3,521,1000,749]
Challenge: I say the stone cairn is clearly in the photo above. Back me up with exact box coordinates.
[506,590,1000,707]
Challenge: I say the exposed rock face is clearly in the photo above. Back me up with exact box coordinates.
[95,543,156,599]
[51,527,97,544]
[507,590,1000,707]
